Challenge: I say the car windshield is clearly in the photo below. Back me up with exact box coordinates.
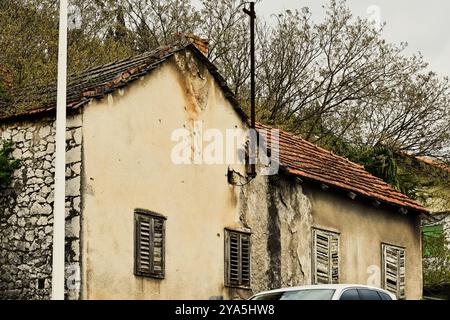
[251,289,336,300]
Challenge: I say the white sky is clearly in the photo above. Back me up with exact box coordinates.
[257,0,450,78]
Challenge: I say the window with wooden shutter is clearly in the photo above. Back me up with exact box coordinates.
[382,243,406,299]
[312,228,340,284]
[134,209,166,279]
[225,229,251,288]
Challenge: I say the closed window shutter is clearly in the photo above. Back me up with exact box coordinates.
[152,218,164,274]
[137,215,152,274]
[382,243,406,299]
[228,232,240,286]
[330,235,339,283]
[398,249,405,298]
[240,233,251,287]
[313,229,340,284]
[225,230,251,288]
[315,232,330,284]
[135,210,165,278]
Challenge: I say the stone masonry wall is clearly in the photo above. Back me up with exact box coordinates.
[0,114,82,299]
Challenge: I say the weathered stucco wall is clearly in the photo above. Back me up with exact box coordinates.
[79,50,422,300]
[304,184,423,299]
[80,52,250,299]
[0,115,82,300]
[239,174,312,296]
[242,175,422,300]
[239,170,423,300]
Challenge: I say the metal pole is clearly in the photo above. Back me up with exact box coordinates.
[52,0,68,300]
[244,2,256,177]
[249,2,255,132]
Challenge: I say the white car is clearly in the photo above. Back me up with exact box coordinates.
[249,284,397,300]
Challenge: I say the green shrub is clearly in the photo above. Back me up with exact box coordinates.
[0,139,20,189]
[0,80,12,104]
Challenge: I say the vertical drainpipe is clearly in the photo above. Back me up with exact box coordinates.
[51,0,68,300]
[244,2,257,178]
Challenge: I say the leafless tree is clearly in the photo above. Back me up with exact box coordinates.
[1,0,449,160]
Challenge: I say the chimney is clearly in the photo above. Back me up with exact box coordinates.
[175,33,209,56]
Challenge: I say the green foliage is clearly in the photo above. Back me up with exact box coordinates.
[0,140,19,189]
[423,225,444,257]
[0,75,12,104]
[0,1,59,89]
[324,136,421,198]
[1,0,448,160]
[0,83,11,103]
[353,147,400,190]
[396,165,422,199]
[422,227,450,287]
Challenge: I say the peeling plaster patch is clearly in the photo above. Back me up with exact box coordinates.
[107,94,114,107]
[238,174,270,296]
[238,170,313,295]
[276,176,312,287]
[267,176,282,289]
[84,183,95,196]
[172,52,212,164]
[173,52,210,123]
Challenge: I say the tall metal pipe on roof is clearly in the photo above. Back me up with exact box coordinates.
[244,2,257,178]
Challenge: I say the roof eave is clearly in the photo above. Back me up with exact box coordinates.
[280,165,428,216]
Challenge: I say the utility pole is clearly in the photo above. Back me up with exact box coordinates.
[52,0,68,300]
[243,2,257,178]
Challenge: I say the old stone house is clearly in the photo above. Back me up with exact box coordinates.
[0,38,427,300]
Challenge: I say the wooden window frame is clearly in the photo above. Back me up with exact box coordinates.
[224,229,251,289]
[134,209,166,279]
[312,228,340,285]
[381,243,406,299]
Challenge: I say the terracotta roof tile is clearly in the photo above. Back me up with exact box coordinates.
[256,123,427,214]
[414,156,450,173]
[0,40,427,215]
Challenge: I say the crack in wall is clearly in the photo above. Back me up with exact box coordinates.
[267,175,282,289]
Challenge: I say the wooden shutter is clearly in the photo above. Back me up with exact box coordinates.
[382,243,406,299]
[240,233,251,287]
[312,229,340,284]
[225,230,251,288]
[134,210,166,278]
[398,249,406,298]
[330,234,339,283]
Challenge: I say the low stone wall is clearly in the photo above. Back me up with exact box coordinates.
[0,114,82,299]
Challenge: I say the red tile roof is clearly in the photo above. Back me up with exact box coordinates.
[1,39,427,215]
[414,156,450,173]
[256,123,428,214]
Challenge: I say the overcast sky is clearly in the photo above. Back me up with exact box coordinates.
[257,0,450,78]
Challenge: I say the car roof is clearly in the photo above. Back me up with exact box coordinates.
[252,284,393,296]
